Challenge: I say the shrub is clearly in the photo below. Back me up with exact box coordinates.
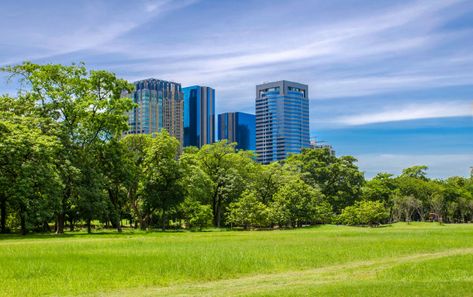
[337,200,389,226]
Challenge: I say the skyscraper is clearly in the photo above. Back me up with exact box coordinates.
[182,86,215,147]
[256,80,310,164]
[218,112,256,151]
[124,78,183,143]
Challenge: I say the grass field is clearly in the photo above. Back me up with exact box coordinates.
[1,223,473,296]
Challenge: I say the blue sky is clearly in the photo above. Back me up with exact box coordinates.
[1,0,472,178]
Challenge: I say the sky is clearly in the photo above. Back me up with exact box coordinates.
[0,0,472,178]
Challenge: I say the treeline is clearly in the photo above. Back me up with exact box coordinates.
[1,63,472,234]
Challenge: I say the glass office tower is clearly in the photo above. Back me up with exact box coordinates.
[218,112,256,151]
[255,80,310,164]
[124,78,183,144]
[183,86,215,147]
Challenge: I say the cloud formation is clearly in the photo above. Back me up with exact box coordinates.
[336,101,473,125]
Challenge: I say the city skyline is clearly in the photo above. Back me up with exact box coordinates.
[0,0,472,177]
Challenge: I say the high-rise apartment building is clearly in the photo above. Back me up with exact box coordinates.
[218,112,256,151]
[256,80,310,164]
[183,86,215,147]
[124,78,183,143]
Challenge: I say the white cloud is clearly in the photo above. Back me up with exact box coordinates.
[336,101,473,125]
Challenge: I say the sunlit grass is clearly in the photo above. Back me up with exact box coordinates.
[1,223,473,296]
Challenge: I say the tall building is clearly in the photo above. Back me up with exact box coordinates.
[218,112,256,151]
[124,78,183,143]
[182,86,215,147]
[256,80,310,164]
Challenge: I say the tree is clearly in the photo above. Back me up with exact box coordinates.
[430,193,446,224]
[286,147,365,213]
[120,134,152,229]
[337,200,389,226]
[227,190,269,229]
[392,194,422,223]
[363,173,397,204]
[270,178,324,227]
[142,130,183,230]
[195,141,253,227]
[401,165,429,180]
[2,62,134,233]
[180,198,213,231]
[0,95,62,234]
[251,162,288,204]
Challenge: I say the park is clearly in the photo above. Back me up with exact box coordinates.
[1,223,473,296]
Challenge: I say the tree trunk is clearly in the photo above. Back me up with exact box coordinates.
[116,214,122,233]
[43,221,50,232]
[20,207,27,235]
[216,205,222,228]
[161,209,166,231]
[87,218,92,234]
[56,212,65,234]
[0,195,6,233]
[212,186,220,227]
[69,217,74,232]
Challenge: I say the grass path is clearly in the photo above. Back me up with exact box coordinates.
[79,247,473,297]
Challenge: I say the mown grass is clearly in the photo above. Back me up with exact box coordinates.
[1,223,473,296]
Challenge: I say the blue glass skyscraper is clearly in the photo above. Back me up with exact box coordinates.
[183,86,215,147]
[218,112,256,151]
[124,78,183,143]
[255,80,310,163]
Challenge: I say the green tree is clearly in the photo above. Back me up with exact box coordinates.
[392,194,422,223]
[337,200,389,226]
[142,130,183,230]
[286,147,365,213]
[195,141,254,227]
[180,198,213,231]
[270,178,324,227]
[227,190,269,229]
[0,96,61,234]
[120,134,152,229]
[2,62,134,233]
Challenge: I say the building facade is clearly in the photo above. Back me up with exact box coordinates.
[124,78,183,143]
[183,86,215,147]
[218,112,256,151]
[255,80,310,164]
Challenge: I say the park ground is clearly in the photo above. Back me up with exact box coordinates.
[1,223,473,296]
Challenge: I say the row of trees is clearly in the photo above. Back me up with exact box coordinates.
[1,63,472,234]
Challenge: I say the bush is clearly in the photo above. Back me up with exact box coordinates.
[227,190,269,229]
[337,200,389,226]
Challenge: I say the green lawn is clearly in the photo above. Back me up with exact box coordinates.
[1,223,473,296]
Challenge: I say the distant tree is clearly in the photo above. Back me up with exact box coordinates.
[430,193,446,224]
[401,165,429,180]
[270,178,324,227]
[286,147,365,213]
[392,194,422,223]
[337,200,389,226]
[227,190,269,229]
[363,173,397,204]
[195,141,253,227]
[180,198,213,231]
